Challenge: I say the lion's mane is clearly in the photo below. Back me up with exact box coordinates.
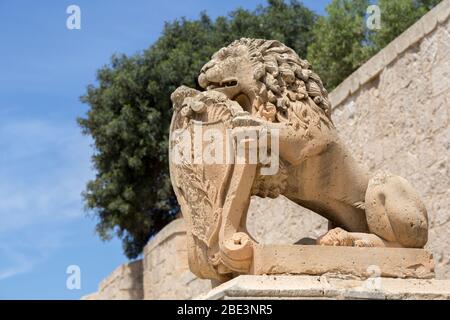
[212,38,334,131]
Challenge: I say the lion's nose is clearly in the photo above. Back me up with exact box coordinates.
[200,60,215,73]
[198,73,208,89]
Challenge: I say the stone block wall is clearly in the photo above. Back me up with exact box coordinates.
[82,260,143,300]
[142,219,212,299]
[246,196,328,245]
[330,0,450,278]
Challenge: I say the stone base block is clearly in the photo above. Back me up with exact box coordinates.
[250,245,434,279]
[199,275,450,300]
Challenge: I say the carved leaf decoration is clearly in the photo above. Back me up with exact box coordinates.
[205,103,232,123]
[175,161,221,246]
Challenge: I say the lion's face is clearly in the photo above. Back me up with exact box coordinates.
[198,38,332,125]
[198,45,259,113]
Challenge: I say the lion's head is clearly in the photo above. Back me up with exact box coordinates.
[198,38,333,130]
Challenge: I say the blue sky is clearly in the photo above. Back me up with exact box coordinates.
[0,0,330,299]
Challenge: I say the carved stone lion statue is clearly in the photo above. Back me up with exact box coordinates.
[169,38,428,281]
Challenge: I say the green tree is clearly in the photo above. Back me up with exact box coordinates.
[307,0,371,90]
[78,0,317,259]
[370,0,442,51]
[307,0,442,90]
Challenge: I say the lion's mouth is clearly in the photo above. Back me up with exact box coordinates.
[202,76,252,112]
[206,78,238,90]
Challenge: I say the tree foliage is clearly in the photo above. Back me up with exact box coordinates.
[371,0,442,50]
[307,0,442,89]
[307,0,370,89]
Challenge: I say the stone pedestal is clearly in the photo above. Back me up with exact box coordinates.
[199,275,450,300]
[199,245,448,300]
[250,245,435,279]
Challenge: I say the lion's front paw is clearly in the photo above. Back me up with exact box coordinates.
[317,228,379,247]
[317,227,354,246]
[354,239,375,247]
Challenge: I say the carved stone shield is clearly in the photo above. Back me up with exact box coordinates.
[169,88,259,280]
[170,90,236,280]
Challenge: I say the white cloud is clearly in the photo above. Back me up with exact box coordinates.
[0,248,35,280]
[0,117,93,232]
[0,228,69,281]
[0,117,94,280]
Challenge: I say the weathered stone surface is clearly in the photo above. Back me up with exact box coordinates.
[329,77,352,107]
[357,49,384,86]
[199,275,450,300]
[437,0,450,23]
[395,19,425,55]
[82,260,143,300]
[143,219,212,300]
[422,7,439,35]
[251,245,435,279]
[247,196,328,245]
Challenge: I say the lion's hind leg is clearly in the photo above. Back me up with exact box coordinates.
[317,171,428,248]
[364,171,428,248]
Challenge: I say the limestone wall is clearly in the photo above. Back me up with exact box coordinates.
[246,196,328,244]
[330,0,450,278]
[142,219,212,299]
[82,260,143,300]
